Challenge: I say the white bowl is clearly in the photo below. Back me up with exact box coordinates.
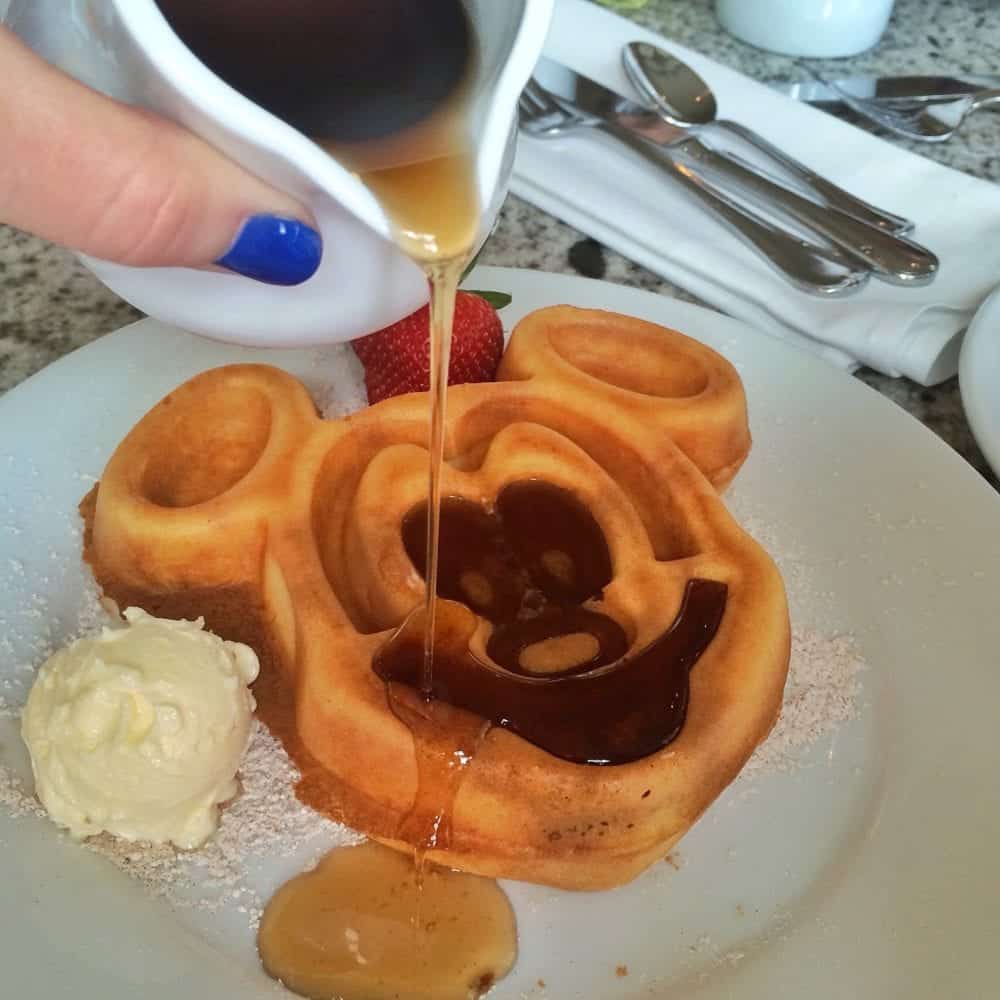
[959,285,1000,481]
[715,0,895,58]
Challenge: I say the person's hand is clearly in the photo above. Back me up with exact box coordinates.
[0,26,322,285]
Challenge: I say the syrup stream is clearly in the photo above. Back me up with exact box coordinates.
[422,258,463,694]
[361,148,477,695]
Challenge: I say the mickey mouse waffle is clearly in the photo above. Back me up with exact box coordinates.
[81,306,790,891]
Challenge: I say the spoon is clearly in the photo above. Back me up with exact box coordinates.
[623,41,913,236]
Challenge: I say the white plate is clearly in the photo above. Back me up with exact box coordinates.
[2,267,999,999]
[960,285,1000,480]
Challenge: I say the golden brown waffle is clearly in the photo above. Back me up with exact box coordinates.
[82,305,789,890]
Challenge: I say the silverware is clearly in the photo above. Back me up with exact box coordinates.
[533,57,938,287]
[679,144,938,285]
[769,74,1000,110]
[623,41,912,235]
[801,66,1000,143]
[518,79,868,296]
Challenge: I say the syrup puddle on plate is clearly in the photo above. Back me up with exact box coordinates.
[258,841,516,1000]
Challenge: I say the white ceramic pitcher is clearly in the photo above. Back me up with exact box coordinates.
[3,0,552,346]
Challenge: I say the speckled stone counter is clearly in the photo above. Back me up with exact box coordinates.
[1,0,997,488]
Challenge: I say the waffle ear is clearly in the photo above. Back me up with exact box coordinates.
[90,365,319,590]
[498,306,751,489]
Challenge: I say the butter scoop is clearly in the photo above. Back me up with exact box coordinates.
[21,607,259,849]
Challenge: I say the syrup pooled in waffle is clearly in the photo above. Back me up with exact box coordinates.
[82,306,789,890]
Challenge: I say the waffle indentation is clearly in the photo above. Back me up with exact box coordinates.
[141,385,273,507]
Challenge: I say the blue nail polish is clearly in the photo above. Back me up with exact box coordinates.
[216,215,322,286]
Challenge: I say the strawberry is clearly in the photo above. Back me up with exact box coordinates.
[352,290,507,404]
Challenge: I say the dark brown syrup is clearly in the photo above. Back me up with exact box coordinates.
[377,481,729,765]
[155,0,472,142]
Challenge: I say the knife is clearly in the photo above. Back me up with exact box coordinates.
[533,56,938,287]
[769,75,1000,109]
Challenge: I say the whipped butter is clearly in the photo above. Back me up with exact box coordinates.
[21,608,259,849]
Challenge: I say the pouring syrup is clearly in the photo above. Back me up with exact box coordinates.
[361,144,480,694]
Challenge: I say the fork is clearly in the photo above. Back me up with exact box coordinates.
[803,67,1000,143]
[518,80,868,296]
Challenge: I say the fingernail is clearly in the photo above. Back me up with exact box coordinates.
[216,215,322,285]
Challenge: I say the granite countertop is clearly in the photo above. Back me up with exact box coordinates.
[0,0,996,486]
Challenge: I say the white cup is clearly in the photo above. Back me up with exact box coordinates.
[715,0,896,58]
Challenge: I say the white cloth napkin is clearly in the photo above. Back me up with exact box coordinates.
[511,0,1000,385]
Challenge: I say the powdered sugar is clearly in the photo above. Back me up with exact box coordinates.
[0,763,46,820]
[743,628,865,778]
[0,557,111,708]
[0,716,359,930]
[306,343,369,419]
[723,487,866,777]
[82,722,361,927]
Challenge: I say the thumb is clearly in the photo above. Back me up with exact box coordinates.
[0,27,322,286]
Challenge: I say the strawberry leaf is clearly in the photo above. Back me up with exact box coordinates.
[466,290,513,310]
